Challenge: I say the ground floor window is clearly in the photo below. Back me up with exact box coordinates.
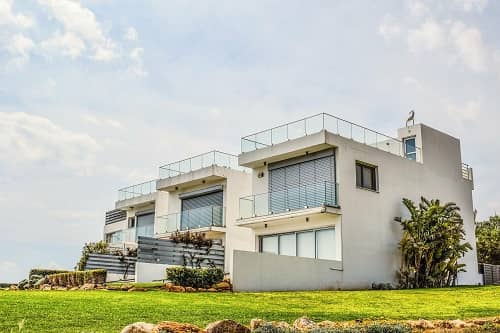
[260,227,336,260]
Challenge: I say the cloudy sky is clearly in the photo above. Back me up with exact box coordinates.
[1,0,499,282]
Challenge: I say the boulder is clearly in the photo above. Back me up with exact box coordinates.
[153,321,203,333]
[206,288,217,292]
[317,320,339,328]
[269,322,291,330]
[293,317,316,330]
[9,285,18,291]
[128,287,148,292]
[197,288,207,292]
[54,286,68,291]
[70,287,80,291]
[169,286,186,292]
[249,319,265,331]
[40,284,52,291]
[185,287,196,293]
[121,322,155,333]
[449,319,468,328]
[80,283,95,291]
[408,319,435,330]
[212,281,231,291]
[205,320,250,333]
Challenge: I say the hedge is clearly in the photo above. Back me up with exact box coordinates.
[47,269,107,287]
[166,267,224,288]
[29,269,70,279]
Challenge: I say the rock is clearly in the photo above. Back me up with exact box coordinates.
[449,319,469,328]
[269,322,291,330]
[212,281,231,291]
[169,285,186,292]
[34,277,48,287]
[408,319,435,330]
[206,288,217,292]
[164,283,174,290]
[317,320,339,328]
[185,287,196,292]
[70,287,80,291]
[9,285,18,291]
[122,284,134,291]
[80,283,95,290]
[128,287,148,292]
[205,319,250,333]
[249,319,265,331]
[153,321,203,333]
[473,319,487,325]
[293,317,317,330]
[55,286,68,291]
[40,284,52,291]
[197,288,207,292]
[121,322,155,333]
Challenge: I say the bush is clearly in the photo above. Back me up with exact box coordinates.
[76,241,109,271]
[29,269,69,279]
[47,269,107,287]
[166,267,223,288]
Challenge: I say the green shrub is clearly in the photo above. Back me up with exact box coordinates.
[166,267,223,288]
[76,241,109,271]
[29,269,69,279]
[47,269,107,287]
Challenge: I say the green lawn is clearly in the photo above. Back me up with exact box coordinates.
[0,286,498,333]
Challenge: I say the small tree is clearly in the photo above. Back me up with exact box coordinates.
[395,197,472,288]
[476,215,500,265]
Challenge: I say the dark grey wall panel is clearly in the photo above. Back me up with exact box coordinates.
[85,253,137,278]
[137,236,225,269]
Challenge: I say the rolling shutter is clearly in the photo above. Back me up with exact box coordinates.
[180,190,223,230]
[181,190,223,211]
[268,149,335,213]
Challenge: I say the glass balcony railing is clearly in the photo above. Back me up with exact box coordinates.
[156,205,225,234]
[117,180,157,201]
[241,113,422,162]
[158,150,245,179]
[107,228,137,244]
[239,181,338,220]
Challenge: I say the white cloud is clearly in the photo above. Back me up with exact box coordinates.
[82,114,123,128]
[403,76,423,90]
[4,33,35,67]
[455,0,488,12]
[0,112,100,175]
[450,21,488,72]
[408,0,429,17]
[40,31,86,59]
[0,0,34,29]
[407,20,445,53]
[0,260,22,283]
[447,100,481,121]
[38,0,117,61]
[127,47,147,77]
[124,26,138,41]
[378,14,401,41]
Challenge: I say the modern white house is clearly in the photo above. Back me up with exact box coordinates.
[101,113,482,291]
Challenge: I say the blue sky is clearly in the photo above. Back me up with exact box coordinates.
[1,0,499,282]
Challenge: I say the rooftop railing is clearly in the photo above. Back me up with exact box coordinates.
[117,179,157,201]
[156,205,225,234]
[241,113,422,162]
[159,150,245,179]
[239,181,338,220]
[461,163,473,181]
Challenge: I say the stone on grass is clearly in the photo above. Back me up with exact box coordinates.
[80,283,95,290]
[205,319,250,333]
[185,287,196,292]
[450,319,468,328]
[206,288,217,292]
[121,322,155,333]
[153,321,203,333]
[249,319,265,331]
[9,285,18,291]
[293,317,317,330]
[408,319,435,329]
[212,281,231,291]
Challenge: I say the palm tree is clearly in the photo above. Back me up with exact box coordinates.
[395,197,472,288]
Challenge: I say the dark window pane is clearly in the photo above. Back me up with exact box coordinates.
[356,164,362,187]
[356,162,377,191]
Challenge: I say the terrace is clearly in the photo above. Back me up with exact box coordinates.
[116,179,157,209]
[240,113,422,162]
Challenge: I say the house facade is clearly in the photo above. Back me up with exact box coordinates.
[101,113,482,290]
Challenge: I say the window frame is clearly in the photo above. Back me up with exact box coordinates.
[355,161,378,192]
[259,227,337,260]
[403,136,417,161]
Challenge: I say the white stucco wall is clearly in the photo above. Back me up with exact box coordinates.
[236,123,481,289]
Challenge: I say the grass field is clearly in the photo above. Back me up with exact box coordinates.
[0,286,498,333]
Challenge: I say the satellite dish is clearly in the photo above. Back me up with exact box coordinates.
[406,110,415,127]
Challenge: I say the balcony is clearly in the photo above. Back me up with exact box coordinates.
[238,181,340,226]
[116,180,157,209]
[159,151,244,179]
[156,205,225,235]
[157,151,248,191]
[241,113,422,162]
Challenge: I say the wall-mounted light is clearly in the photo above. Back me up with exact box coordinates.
[258,172,265,178]
[306,217,309,222]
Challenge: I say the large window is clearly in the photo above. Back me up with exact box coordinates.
[356,162,377,191]
[403,137,417,161]
[136,212,154,238]
[260,228,337,260]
